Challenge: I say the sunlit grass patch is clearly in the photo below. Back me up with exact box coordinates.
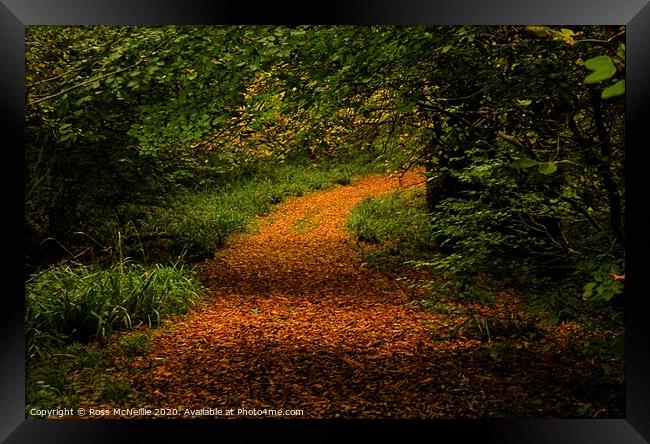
[347,187,435,262]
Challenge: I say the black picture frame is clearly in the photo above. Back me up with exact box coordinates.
[3,1,649,442]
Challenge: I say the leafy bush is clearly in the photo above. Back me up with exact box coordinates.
[411,143,623,316]
[25,262,204,354]
[348,154,623,322]
[580,259,625,303]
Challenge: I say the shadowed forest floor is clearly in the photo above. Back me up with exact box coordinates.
[99,171,622,418]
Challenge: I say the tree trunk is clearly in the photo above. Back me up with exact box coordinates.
[424,122,443,214]
[590,89,624,245]
[424,138,437,214]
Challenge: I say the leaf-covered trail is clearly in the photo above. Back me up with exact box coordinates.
[119,171,596,418]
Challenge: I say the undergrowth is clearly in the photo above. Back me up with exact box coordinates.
[346,184,624,413]
[347,187,436,265]
[138,161,366,260]
[26,331,151,415]
[78,160,382,264]
[25,158,384,414]
[25,261,204,356]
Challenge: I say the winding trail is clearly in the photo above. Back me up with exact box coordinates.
[121,170,579,418]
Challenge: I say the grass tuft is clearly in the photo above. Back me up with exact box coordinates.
[347,188,436,263]
[25,262,204,355]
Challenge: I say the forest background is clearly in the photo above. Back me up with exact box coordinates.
[24,25,625,417]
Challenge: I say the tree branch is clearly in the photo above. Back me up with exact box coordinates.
[28,59,145,106]
[28,32,181,107]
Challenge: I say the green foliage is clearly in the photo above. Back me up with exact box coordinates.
[350,124,622,318]
[347,188,436,261]
[27,367,70,409]
[417,300,466,316]
[581,259,625,302]
[564,311,625,388]
[129,161,373,261]
[26,355,136,414]
[26,341,121,413]
[583,56,616,84]
[583,45,625,99]
[511,157,540,169]
[25,262,204,354]
[537,162,558,175]
[24,25,300,268]
[118,332,151,357]
[418,146,564,295]
[98,377,133,403]
[601,79,625,99]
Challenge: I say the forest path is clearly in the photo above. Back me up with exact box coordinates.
[124,170,493,418]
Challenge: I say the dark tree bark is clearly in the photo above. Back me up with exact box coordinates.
[424,121,444,214]
[590,89,624,246]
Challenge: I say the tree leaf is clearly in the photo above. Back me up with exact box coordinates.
[584,55,614,72]
[601,79,625,99]
[537,162,557,174]
[583,282,596,300]
[584,70,615,84]
[396,101,416,114]
[583,56,616,84]
[511,157,538,169]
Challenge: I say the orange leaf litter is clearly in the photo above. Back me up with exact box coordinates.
[104,170,612,419]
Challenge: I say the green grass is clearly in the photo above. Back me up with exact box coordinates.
[347,187,436,264]
[119,332,151,357]
[25,261,205,355]
[135,160,375,261]
[98,377,133,403]
[24,157,400,414]
[26,340,140,415]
